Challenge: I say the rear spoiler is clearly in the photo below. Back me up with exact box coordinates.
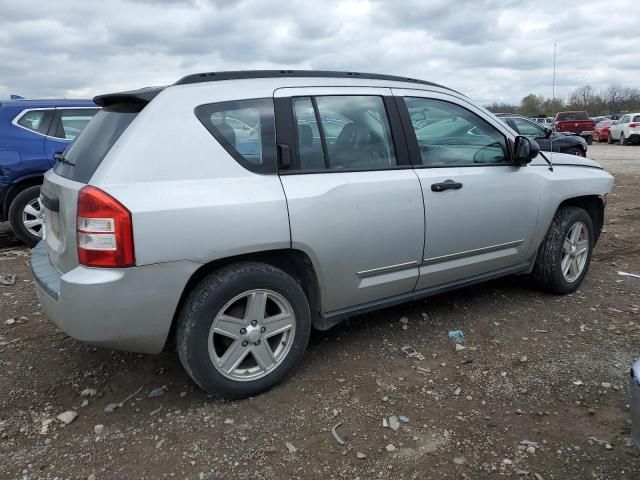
[93,86,165,107]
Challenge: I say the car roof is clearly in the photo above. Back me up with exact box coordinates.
[94,70,461,107]
[0,99,97,109]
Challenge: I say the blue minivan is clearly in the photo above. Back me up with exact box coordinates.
[0,99,98,245]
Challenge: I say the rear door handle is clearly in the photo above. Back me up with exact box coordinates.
[431,179,463,192]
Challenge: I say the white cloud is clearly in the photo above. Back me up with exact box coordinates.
[0,0,638,105]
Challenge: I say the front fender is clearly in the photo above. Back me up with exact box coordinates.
[527,164,613,257]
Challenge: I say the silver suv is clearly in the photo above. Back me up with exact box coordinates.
[32,71,614,398]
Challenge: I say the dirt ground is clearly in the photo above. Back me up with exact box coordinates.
[1,143,639,480]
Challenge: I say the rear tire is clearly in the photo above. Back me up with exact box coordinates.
[586,135,593,145]
[7,185,43,247]
[533,206,594,294]
[620,133,627,145]
[176,262,311,398]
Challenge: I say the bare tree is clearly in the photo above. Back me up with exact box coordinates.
[568,85,597,112]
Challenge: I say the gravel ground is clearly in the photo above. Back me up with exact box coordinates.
[0,143,639,479]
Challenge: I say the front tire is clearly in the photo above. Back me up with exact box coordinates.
[607,134,614,144]
[533,206,594,294]
[7,185,44,247]
[176,262,311,398]
[566,147,584,157]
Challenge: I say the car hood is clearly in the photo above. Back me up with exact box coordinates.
[530,152,603,169]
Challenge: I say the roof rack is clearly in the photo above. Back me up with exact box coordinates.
[174,70,455,92]
[94,70,459,107]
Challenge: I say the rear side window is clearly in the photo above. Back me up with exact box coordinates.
[54,108,99,140]
[54,103,142,183]
[633,116,640,122]
[16,109,52,134]
[195,98,275,174]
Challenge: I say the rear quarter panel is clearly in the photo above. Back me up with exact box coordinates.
[91,83,291,267]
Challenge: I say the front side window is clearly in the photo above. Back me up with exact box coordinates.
[195,98,275,173]
[512,117,545,137]
[55,109,99,140]
[16,109,49,134]
[404,97,509,166]
[293,95,397,171]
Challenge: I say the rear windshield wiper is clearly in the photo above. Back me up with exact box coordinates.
[53,151,75,166]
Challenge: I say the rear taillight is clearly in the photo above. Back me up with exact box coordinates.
[630,123,639,128]
[77,186,135,268]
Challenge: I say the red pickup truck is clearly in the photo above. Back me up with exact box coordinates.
[554,111,595,144]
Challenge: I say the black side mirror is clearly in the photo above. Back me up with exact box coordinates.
[544,127,553,138]
[513,136,540,165]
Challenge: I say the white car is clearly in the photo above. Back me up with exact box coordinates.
[608,113,640,145]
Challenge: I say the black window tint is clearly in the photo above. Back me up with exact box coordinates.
[17,109,50,134]
[195,98,275,174]
[404,97,509,166]
[293,98,326,170]
[512,117,545,136]
[54,103,141,183]
[55,109,99,140]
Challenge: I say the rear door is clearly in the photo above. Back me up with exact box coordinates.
[274,87,425,313]
[392,89,540,289]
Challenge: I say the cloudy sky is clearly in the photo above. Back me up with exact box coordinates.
[1,0,638,105]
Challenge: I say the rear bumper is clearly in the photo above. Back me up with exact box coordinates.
[31,241,200,354]
[628,133,640,143]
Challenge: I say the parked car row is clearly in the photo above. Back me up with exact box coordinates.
[0,99,98,244]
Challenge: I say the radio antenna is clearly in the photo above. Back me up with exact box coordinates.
[549,42,557,170]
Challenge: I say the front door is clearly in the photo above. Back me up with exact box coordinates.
[275,87,425,313]
[392,89,540,290]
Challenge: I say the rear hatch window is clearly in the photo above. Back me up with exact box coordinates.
[54,103,142,183]
[557,112,589,121]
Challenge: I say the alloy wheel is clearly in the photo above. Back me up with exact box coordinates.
[207,289,296,381]
[561,221,589,282]
[22,197,44,238]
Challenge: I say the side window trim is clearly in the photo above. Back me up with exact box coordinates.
[280,94,412,175]
[395,95,514,168]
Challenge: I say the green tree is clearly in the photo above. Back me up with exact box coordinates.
[519,94,545,117]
